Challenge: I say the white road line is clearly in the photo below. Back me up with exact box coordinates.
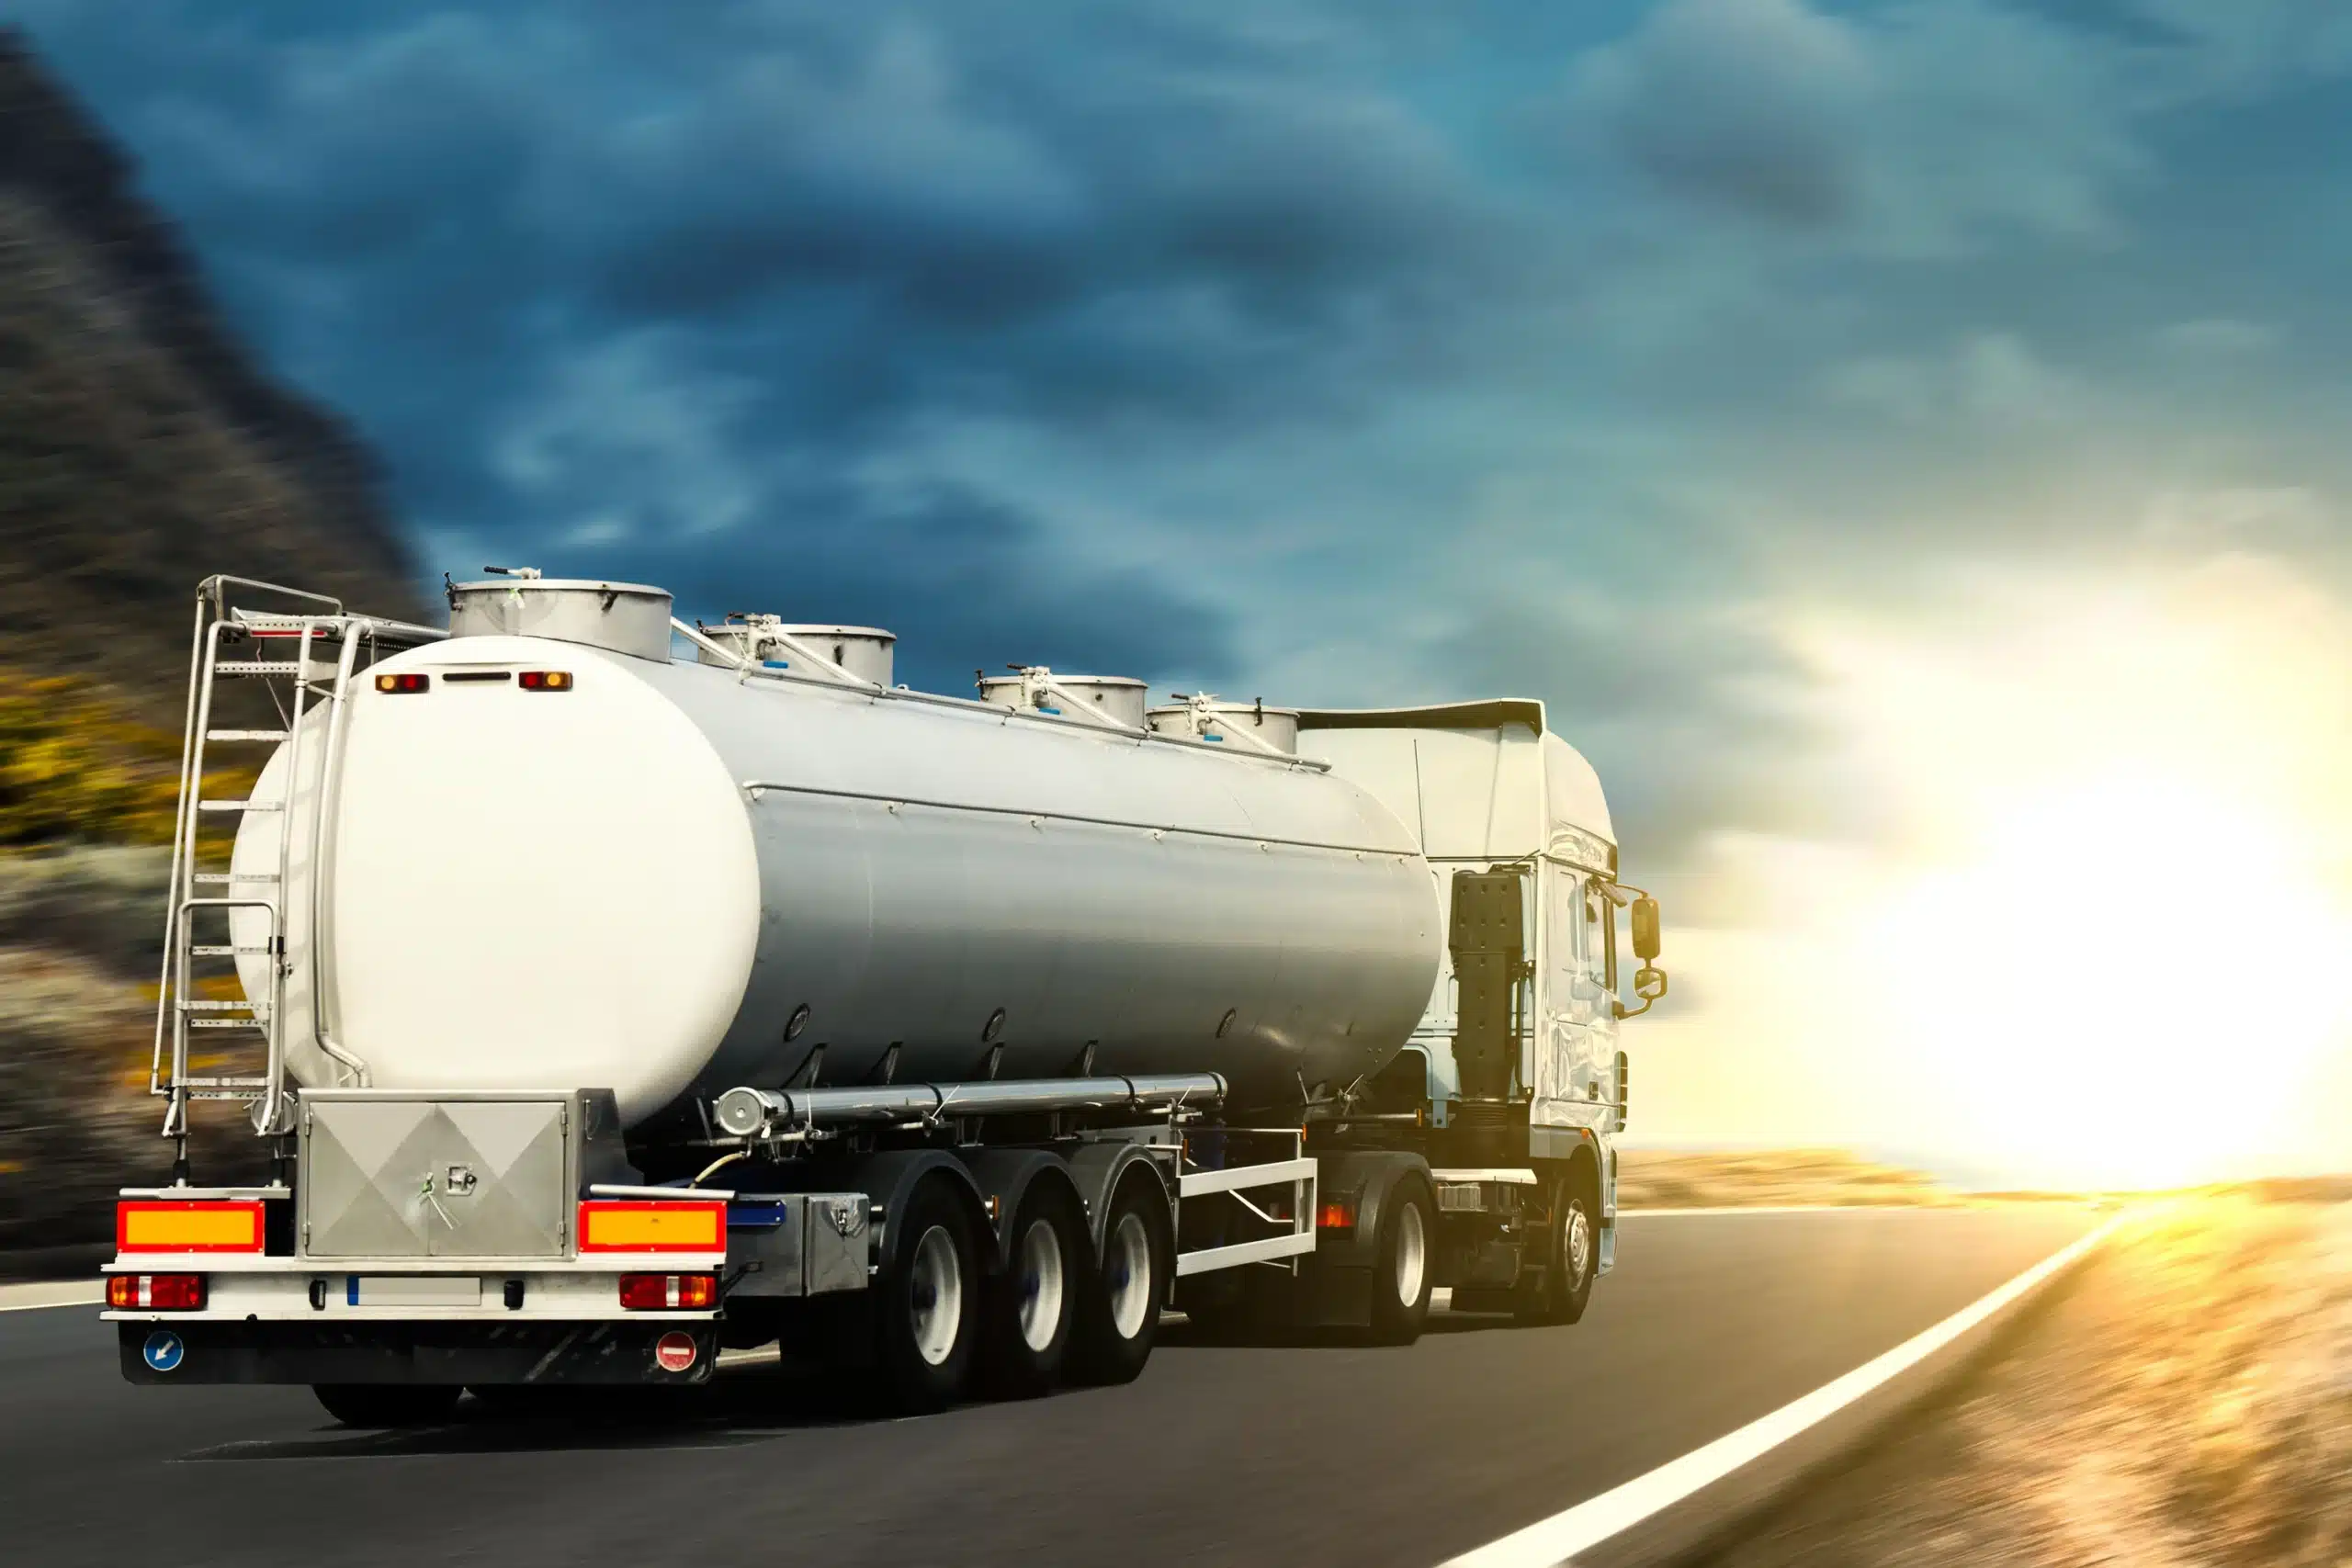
[1617,1203,2104,1217]
[1616,1204,1925,1217]
[0,1280,101,1313]
[1440,1212,2127,1568]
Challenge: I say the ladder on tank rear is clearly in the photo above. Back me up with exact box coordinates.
[151,577,444,1147]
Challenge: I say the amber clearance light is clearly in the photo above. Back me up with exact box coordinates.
[518,670,572,692]
[375,672,430,694]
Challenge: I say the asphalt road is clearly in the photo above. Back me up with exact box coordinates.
[0,1207,2097,1568]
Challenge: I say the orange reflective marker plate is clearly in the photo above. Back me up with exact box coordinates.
[577,1201,724,1252]
[117,1201,265,1253]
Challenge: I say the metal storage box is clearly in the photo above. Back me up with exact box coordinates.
[725,1192,870,1297]
[298,1091,596,1259]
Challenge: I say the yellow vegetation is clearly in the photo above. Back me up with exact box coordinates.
[0,668,181,845]
[0,668,254,848]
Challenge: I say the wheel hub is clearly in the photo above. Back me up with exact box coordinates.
[1564,1202,1592,1292]
[909,1224,964,1367]
[1016,1216,1067,1354]
[1105,1212,1153,1340]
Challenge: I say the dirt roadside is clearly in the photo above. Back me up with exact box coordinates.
[1690,1196,2352,1568]
[1615,1147,1972,1209]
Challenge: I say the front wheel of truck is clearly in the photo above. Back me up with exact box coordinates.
[1516,1170,1599,1326]
[311,1383,463,1427]
[1367,1175,1436,1345]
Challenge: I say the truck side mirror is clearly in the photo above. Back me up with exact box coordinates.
[1614,963,1668,1020]
[1631,897,1661,962]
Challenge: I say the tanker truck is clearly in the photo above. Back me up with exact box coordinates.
[105,572,1668,1422]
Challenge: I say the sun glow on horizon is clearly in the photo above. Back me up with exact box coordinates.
[1858,775,2349,1189]
[1641,552,2352,1190]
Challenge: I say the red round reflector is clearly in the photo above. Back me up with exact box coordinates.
[654,1331,698,1374]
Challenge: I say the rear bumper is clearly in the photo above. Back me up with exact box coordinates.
[117,1319,718,1386]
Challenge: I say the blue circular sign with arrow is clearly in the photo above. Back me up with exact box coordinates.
[141,1331,186,1373]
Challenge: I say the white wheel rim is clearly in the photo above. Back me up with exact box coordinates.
[1104,1212,1153,1341]
[1394,1197,1428,1306]
[1016,1217,1067,1354]
[1564,1202,1592,1292]
[909,1224,963,1367]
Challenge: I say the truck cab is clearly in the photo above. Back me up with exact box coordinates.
[1286,700,1664,1315]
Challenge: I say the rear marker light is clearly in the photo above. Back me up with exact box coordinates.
[620,1273,718,1310]
[1317,1196,1358,1233]
[518,670,572,692]
[107,1274,205,1310]
[375,672,429,694]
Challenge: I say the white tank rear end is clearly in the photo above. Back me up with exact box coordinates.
[236,615,1439,1128]
[232,641,761,1122]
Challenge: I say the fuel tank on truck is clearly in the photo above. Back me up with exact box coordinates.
[231,580,1441,1128]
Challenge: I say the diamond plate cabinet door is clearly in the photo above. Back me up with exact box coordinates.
[302,1095,571,1258]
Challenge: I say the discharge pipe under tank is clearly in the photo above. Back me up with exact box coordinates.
[712,1072,1227,1138]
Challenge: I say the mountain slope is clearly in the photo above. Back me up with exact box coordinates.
[0,29,427,1255]
[0,28,424,708]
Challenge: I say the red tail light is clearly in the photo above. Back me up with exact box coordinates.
[518,670,572,692]
[1317,1196,1358,1233]
[619,1273,718,1311]
[374,672,429,694]
[107,1274,206,1310]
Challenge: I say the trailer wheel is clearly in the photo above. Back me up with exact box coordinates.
[1367,1176,1436,1345]
[872,1176,980,1412]
[1069,1172,1168,1385]
[311,1383,463,1427]
[979,1184,1084,1398]
[1517,1169,1599,1325]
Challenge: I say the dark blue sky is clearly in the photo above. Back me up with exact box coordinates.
[22,0,2352,877]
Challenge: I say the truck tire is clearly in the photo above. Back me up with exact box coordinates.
[979,1184,1084,1398]
[1367,1175,1435,1345]
[311,1383,462,1427]
[1516,1170,1599,1325]
[1069,1172,1168,1385]
[872,1176,980,1412]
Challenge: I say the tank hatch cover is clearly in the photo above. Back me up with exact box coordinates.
[447,578,674,662]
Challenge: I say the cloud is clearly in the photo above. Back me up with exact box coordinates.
[15,0,2352,887]
[1559,0,2146,254]
[1817,332,2092,426]
[2154,317,2278,355]
[1566,0,1871,227]
[2139,486,2328,546]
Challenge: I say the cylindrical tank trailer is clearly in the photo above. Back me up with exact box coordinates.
[232,578,1441,1130]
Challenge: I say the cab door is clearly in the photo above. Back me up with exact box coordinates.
[1532,863,1611,1124]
